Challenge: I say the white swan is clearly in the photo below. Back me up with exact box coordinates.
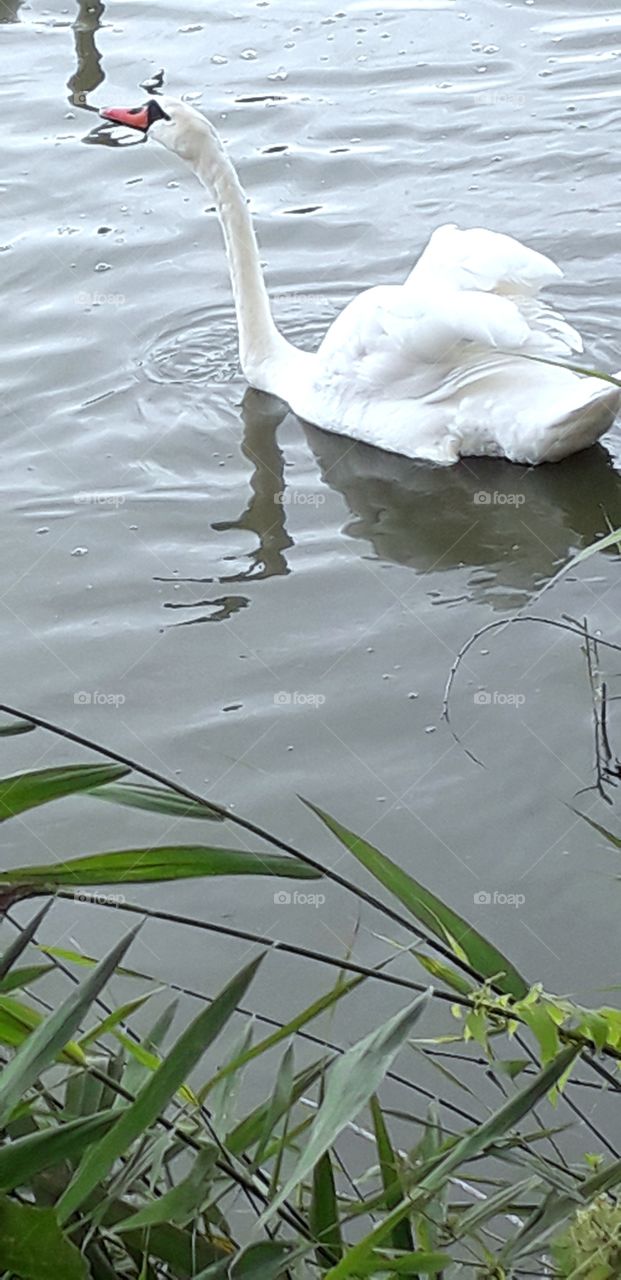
[100,96,621,466]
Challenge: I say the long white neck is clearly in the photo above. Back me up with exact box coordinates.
[176,115,292,387]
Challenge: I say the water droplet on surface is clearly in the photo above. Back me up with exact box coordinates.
[71,547,88,557]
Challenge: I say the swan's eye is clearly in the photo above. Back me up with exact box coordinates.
[147,100,171,126]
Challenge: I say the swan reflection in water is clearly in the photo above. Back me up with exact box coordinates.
[162,386,621,622]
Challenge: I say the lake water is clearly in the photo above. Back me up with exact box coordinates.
[2,0,621,1066]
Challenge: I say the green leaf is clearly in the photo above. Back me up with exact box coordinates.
[370,1095,414,1254]
[227,1059,325,1157]
[115,1144,218,1230]
[567,526,621,567]
[501,1155,621,1264]
[57,953,263,1223]
[88,780,224,821]
[414,953,473,996]
[0,846,322,887]
[0,926,139,1125]
[0,763,129,821]
[78,990,160,1048]
[258,989,430,1227]
[120,999,179,1097]
[0,993,84,1063]
[231,1242,295,1280]
[304,802,528,999]
[348,1251,451,1276]
[572,808,621,851]
[0,1196,87,1280]
[0,1109,120,1191]
[0,902,52,981]
[200,975,361,1103]
[0,717,36,736]
[311,1149,343,1265]
[229,1241,295,1280]
[112,1030,197,1106]
[453,1176,540,1238]
[0,964,54,995]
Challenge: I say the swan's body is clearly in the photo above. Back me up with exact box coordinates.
[101,96,621,466]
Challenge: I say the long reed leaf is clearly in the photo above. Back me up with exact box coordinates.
[0,925,139,1125]
[0,763,129,821]
[304,802,528,998]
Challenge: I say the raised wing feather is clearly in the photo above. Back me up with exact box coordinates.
[316,224,581,401]
[406,223,563,295]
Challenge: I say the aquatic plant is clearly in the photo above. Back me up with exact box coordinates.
[0,706,619,1278]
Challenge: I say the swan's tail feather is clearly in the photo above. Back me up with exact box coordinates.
[538,378,621,463]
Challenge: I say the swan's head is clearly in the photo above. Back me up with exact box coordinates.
[100,96,206,159]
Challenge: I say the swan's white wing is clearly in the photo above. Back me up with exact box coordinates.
[316,222,582,403]
[405,223,583,356]
[406,223,562,295]
[317,283,537,399]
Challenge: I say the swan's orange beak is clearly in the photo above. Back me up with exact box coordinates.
[100,105,150,132]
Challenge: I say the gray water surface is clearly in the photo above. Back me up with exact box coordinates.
[3,0,621,1043]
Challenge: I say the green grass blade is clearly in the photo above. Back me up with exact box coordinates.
[0,763,129,821]
[0,963,54,994]
[114,1144,218,1231]
[78,990,160,1049]
[57,953,263,1224]
[567,526,621,567]
[370,1095,415,1254]
[200,974,361,1103]
[258,989,430,1227]
[121,998,179,1097]
[571,808,621,850]
[501,1156,621,1264]
[414,953,473,996]
[0,993,84,1063]
[0,901,52,980]
[0,1109,120,1191]
[453,1175,539,1238]
[0,847,322,887]
[230,1241,295,1280]
[311,1149,344,1265]
[254,1043,295,1168]
[353,1251,451,1275]
[226,1059,326,1157]
[0,717,36,736]
[0,925,140,1125]
[0,1196,88,1280]
[304,801,528,998]
[87,781,224,821]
